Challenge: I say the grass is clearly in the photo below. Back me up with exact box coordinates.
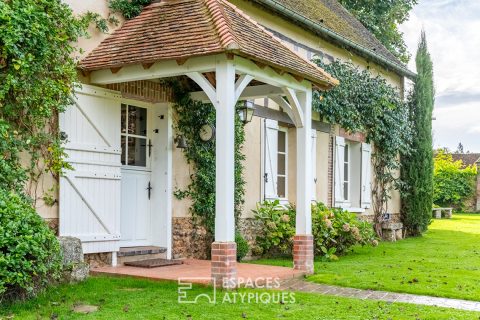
[253,214,480,301]
[1,276,479,319]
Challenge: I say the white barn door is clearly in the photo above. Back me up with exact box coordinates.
[59,85,122,255]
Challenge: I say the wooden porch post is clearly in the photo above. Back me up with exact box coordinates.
[293,87,314,274]
[211,58,237,288]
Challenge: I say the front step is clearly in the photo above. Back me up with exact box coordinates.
[117,246,167,265]
[124,258,183,268]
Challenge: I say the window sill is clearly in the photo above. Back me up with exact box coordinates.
[340,206,366,213]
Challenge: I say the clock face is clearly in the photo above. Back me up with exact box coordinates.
[199,124,215,142]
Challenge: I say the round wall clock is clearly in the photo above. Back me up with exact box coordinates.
[199,124,215,142]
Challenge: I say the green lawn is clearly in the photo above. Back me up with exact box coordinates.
[253,214,480,301]
[1,276,478,319]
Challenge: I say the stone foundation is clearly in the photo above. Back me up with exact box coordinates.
[84,252,112,268]
[211,242,237,288]
[237,218,264,259]
[45,218,59,235]
[172,217,211,259]
[293,235,314,274]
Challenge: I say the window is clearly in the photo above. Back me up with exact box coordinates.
[277,130,287,198]
[335,137,372,211]
[121,104,148,167]
[264,119,288,201]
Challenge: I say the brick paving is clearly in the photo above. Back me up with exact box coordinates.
[279,278,480,312]
[92,259,304,285]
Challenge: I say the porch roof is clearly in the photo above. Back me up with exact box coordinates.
[79,0,338,89]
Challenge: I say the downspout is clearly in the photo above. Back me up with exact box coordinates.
[254,0,416,79]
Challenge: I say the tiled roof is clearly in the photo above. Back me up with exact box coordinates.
[250,0,412,76]
[79,0,338,89]
[451,154,480,168]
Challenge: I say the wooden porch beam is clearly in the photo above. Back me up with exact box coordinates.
[190,84,284,102]
[282,87,305,128]
[89,55,219,85]
[234,74,254,102]
[186,72,218,109]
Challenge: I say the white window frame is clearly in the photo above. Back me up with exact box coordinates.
[262,119,289,203]
[276,126,288,201]
[120,100,153,171]
[343,142,350,203]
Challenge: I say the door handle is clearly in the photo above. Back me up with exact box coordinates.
[147,181,152,200]
[264,173,268,183]
[148,139,153,157]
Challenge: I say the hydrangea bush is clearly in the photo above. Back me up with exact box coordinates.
[253,201,377,260]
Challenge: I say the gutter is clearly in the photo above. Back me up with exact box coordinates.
[252,0,416,79]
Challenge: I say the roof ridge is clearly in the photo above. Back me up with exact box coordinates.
[204,0,240,50]
[220,0,338,86]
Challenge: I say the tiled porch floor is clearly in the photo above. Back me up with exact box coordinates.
[91,259,304,285]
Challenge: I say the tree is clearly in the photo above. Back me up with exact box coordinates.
[401,31,435,236]
[433,150,477,210]
[456,142,464,154]
[338,0,417,64]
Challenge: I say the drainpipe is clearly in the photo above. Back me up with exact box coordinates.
[254,0,416,79]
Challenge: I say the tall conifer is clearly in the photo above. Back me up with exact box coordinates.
[401,31,435,235]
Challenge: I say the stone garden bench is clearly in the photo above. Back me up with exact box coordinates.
[432,207,453,219]
[381,222,404,242]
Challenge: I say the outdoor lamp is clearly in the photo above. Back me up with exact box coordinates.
[237,100,256,124]
[174,134,188,149]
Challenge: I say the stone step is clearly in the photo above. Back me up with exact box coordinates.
[117,246,167,265]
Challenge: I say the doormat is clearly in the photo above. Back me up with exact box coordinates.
[124,258,184,268]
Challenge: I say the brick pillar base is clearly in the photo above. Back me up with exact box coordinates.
[211,242,237,288]
[293,235,314,274]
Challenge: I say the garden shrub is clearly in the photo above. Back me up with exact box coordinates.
[252,200,295,256]
[235,233,250,262]
[0,191,62,301]
[253,201,377,260]
[311,202,377,260]
[433,150,477,210]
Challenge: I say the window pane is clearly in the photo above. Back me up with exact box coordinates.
[121,104,127,134]
[278,131,286,153]
[121,136,126,165]
[344,144,349,161]
[278,154,286,175]
[344,163,349,181]
[127,137,147,167]
[128,106,147,136]
[277,176,286,198]
[343,182,349,200]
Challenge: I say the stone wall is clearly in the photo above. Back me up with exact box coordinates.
[172,217,264,260]
[84,252,112,268]
[172,217,211,259]
[238,218,264,259]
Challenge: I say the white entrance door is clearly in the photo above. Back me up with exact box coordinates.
[120,103,153,247]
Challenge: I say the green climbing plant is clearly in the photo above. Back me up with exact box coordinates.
[0,0,86,197]
[168,80,246,236]
[313,59,411,236]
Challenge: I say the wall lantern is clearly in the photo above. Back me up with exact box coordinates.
[174,134,188,149]
[237,100,256,125]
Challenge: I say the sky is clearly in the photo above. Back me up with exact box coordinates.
[400,0,480,153]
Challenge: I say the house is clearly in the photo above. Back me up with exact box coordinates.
[451,153,480,211]
[36,0,413,284]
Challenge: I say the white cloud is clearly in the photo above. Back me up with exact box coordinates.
[400,0,480,152]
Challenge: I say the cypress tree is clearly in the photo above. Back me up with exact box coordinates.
[401,31,435,235]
